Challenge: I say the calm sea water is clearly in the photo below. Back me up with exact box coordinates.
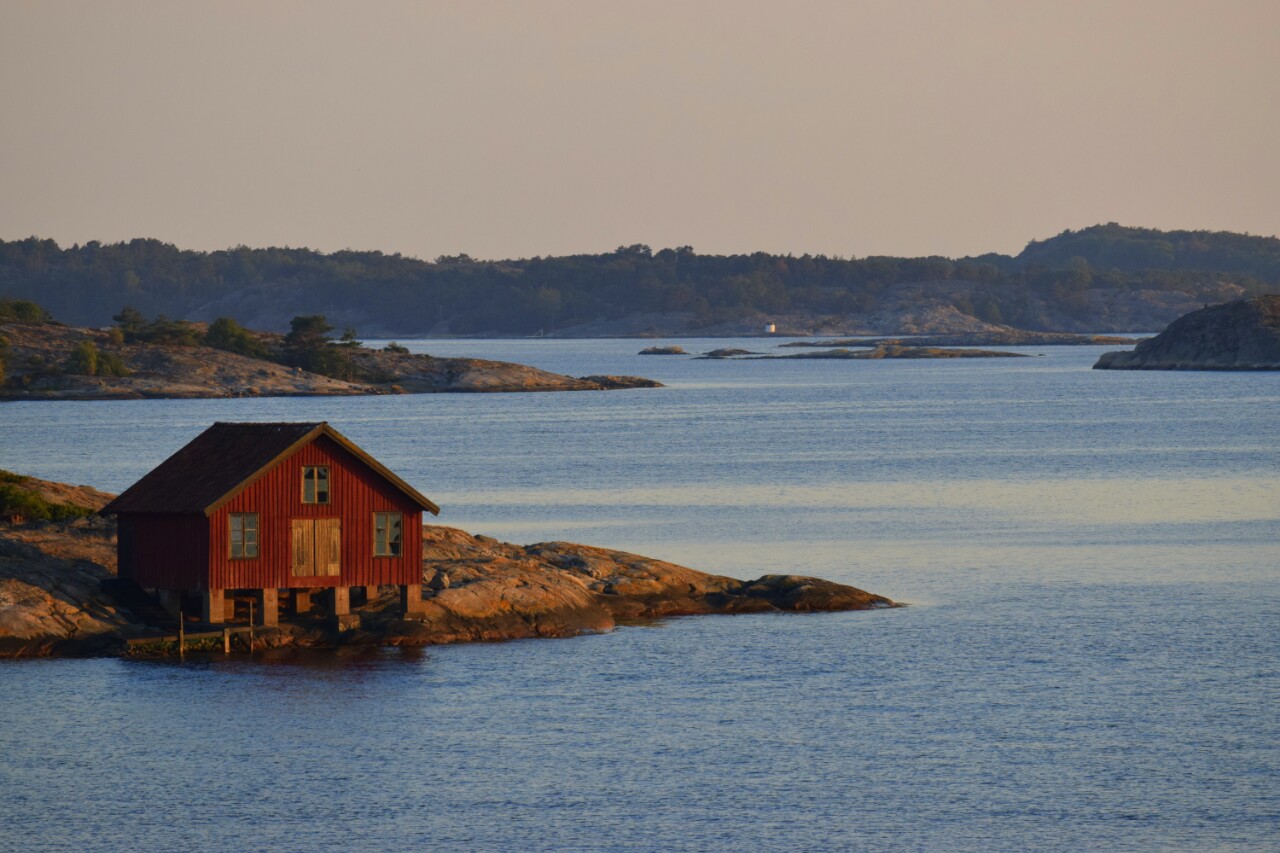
[1,339,1277,852]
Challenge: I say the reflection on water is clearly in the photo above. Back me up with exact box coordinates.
[123,643,429,671]
[446,475,1278,522]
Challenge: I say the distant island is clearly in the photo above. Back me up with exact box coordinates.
[746,345,1026,360]
[1094,295,1280,370]
[1,223,1277,337]
[780,331,1143,348]
[0,302,659,400]
[0,473,895,657]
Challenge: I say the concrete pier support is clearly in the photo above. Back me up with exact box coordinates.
[255,588,278,627]
[292,589,312,616]
[331,586,350,617]
[400,583,424,616]
[202,589,225,625]
[363,585,379,604]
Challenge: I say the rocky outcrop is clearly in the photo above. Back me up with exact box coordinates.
[357,528,894,647]
[0,475,137,655]
[0,323,378,399]
[1094,296,1280,370]
[577,375,664,390]
[344,348,662,393]
[0,477,895,657]
[864,301,1002,335]
[639,345,687,355]
[0,518,137,656]
[0,323,661,399]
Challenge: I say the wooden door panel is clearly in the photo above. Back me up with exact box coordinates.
[291,518,339,577]
[318,518,341,576]
[292,519,313,575]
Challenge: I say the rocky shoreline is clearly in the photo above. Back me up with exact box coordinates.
[0,475,896,658]
[0,322,660,400]
[1094,296,1280,370]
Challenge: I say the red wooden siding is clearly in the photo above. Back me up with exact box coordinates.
[208,435,422,590]
[121,513,211,590]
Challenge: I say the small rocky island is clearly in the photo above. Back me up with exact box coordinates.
[0,309,660,400]
[0,473,895,658]
[748,345,1025,360]
[1094,295,1280,370]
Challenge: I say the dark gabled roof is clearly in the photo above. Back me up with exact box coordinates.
[100,422,439,517]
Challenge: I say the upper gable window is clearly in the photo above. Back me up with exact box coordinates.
[302,466,330,504]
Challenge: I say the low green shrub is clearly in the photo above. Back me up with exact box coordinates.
[66,340,98,375]
[0,473,95,522]
[0,298,52,324]
[97,351,130,376]
[205,316,270,358]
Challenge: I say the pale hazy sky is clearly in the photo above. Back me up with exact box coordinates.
[2,0,1278,260]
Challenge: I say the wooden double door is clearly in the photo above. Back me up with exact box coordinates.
[292,518,341,577]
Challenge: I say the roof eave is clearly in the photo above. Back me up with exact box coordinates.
[200,425,329,517]
[315,424,441,515]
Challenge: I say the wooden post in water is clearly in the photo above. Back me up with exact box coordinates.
[248,599,255,653]
[178,611,185,661]
[223,627,230,655]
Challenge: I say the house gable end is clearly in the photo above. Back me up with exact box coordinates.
[208,434,425,589]
[100,422,439,518]
[203,425,439,517]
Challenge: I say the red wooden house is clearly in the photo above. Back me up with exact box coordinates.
[100,422,439,625]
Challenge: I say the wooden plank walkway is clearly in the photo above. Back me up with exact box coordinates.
[124,625,257,653]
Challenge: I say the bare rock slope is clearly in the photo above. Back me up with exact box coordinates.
[374,527,893,646]
[1094,296,1280,370]
[0,481,126,656]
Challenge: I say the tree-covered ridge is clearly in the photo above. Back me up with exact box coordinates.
[0,226,1276,335]
[1019,223,1280,277]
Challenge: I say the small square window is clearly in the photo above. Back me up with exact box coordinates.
[230,513,258,559]
[302,466,330,504]
[374,512,402,557]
